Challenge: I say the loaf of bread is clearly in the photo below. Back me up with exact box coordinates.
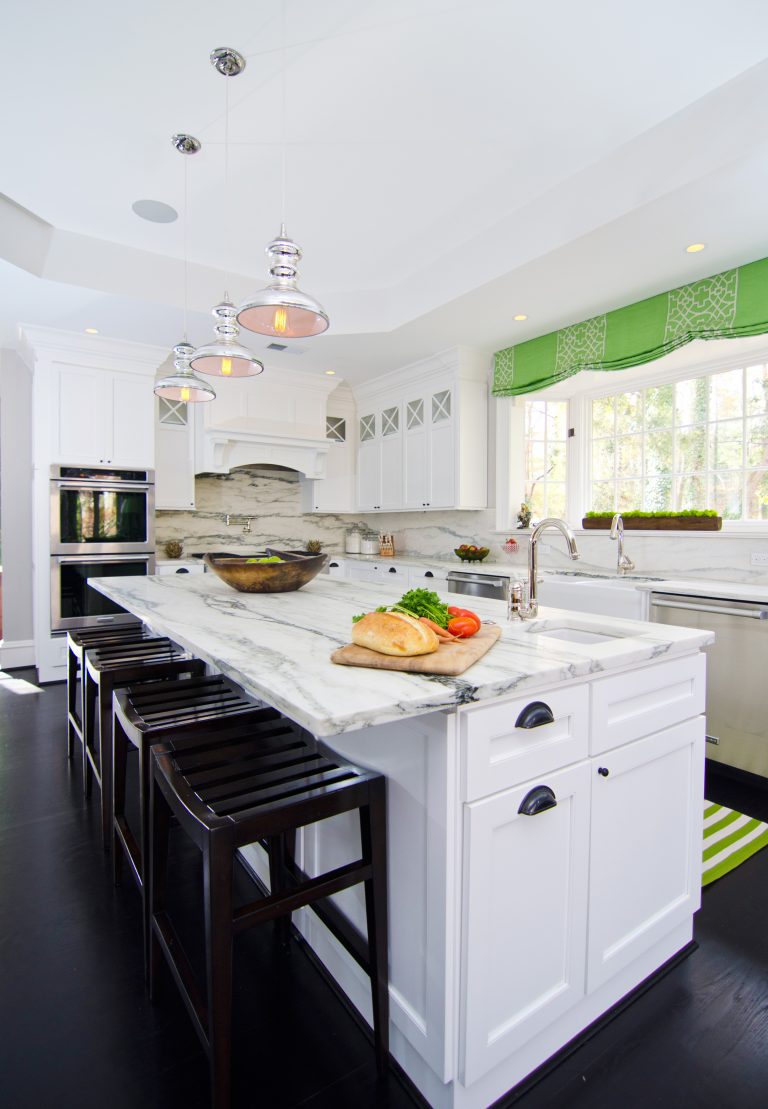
[351,611,439,656]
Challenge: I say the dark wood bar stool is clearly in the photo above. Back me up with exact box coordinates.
[67,623,146,759]
[149,725,389,1109]
[83,638,205,848]
[112,674,286,974]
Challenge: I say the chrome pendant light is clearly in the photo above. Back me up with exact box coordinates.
[236,4,329,340]
[191,49,264,376]
[237,228,329,338]
[155,341,216,403]
[191,297,264,377]
[155,134,215,404]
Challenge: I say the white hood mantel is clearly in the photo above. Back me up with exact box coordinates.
[194,370,339,478]
[196,426,331,478]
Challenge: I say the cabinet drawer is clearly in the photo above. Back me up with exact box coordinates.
[590,653,705,755]
[460,685,589,801]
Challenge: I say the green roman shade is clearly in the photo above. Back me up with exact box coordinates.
[493,256,768,397]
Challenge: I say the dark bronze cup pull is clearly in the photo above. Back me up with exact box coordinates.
[518,785,557,816]
[515,701,555,729]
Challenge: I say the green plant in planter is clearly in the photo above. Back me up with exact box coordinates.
[584,510,718,519]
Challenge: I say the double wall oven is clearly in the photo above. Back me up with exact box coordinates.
[50,465,156,631]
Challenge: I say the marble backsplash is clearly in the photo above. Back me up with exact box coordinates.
[156,466,768,584]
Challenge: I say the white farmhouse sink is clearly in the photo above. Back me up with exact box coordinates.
[536,574,650,620]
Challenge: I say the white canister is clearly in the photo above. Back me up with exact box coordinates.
[360,532,380,555]
[345,526,362,554]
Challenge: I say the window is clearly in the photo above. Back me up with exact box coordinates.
[524,399,568,519]
[589,364,768,520]
[325,416,346,442]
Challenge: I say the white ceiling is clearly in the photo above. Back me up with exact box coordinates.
[2,0,768,385]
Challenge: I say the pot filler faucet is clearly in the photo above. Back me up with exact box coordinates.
[610,512,635,575]
[509,517,580,620]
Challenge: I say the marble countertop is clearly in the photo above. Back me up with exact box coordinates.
[89,574,712,738]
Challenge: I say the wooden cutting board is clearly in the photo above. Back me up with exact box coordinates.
[331,623,502,676]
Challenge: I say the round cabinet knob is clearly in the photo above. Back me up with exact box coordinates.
[597,767,610,777]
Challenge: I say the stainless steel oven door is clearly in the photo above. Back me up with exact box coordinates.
[50,480,155,555]
[51,554,155,631]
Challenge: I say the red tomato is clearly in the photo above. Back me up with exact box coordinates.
[447,605,481,627]
[448,616,479,638]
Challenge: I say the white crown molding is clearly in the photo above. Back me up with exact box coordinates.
[17,324,168,373]
[353,345,489,401]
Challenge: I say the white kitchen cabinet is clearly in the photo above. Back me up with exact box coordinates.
[356,401,404,511]
[155,397,196,509]
[301,398,357,514]
[55,364,155,467]
[460,760,591,1086]
[353,348,488,513]
[587,717,704,991]
[155,560,205,577]
[404,387,455,509]
[408,565,450,591]
[457,659,706,1093]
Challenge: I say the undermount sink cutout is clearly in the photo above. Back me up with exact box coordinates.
[535,626,623,645]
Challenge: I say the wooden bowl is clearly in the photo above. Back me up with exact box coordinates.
[203,548,328,593]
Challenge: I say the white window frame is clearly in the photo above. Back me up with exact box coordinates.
[496,342,768,534]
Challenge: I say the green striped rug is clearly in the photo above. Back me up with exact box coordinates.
[703,801,768,886]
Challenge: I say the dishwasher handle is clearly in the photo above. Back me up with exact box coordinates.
[651,598,768,621]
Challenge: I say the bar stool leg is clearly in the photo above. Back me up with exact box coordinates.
[98,678,115,851]
[268,834,291,948]
[148,774,172,1005]
[83,669,98,799]
[203,835,235,1109]
[112,711,129,887]
[361,782,390,1078]
[67,647,78,760]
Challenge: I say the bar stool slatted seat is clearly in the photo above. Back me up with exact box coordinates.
[67,623,148,759]
[149,725,389,1109]
[112,674,286,973]
[83,638,205,848]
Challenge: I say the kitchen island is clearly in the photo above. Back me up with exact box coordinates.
[90,572,713,1109]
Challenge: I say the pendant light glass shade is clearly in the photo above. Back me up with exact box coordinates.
[237,228,329,339]
[190,300,264,377]
[154,342,216,403]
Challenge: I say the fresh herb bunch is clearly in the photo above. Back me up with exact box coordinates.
[352,588,450,628]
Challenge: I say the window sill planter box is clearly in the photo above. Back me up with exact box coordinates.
[582,515,723,531]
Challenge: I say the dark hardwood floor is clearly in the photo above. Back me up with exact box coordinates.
[1,670,767,1109]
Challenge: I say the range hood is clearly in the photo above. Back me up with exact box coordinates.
[194,370,337,478]
[196,427,331,478]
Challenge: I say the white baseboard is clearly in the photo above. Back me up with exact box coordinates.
[1,639,36,669]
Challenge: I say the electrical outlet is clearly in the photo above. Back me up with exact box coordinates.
[750,551,768,566]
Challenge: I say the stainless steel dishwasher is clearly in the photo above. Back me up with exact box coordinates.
[649,591,768,777]
[445,571,508,601]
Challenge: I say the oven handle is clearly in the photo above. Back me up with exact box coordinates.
[53,482,153,493]
[651,598,768,620]
[52,554,153,565]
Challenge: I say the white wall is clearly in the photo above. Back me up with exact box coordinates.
[0,348,34,665]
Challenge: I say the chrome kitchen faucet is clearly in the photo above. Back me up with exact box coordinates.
[508,517,580,620]
[610,513,635,575]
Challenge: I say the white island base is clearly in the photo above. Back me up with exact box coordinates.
[242,652,705,1109]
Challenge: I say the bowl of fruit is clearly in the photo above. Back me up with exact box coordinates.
[454,544,490,562]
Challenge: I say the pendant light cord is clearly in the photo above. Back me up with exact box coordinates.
[281,0,287,232]
[224,74,231,297]
[183,156,189,340]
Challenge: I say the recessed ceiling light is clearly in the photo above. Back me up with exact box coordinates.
[686,242,707,253]
[514,314,528,321]
[84,327,99,334]
[132,199,178,224]
[325,369,336,375]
